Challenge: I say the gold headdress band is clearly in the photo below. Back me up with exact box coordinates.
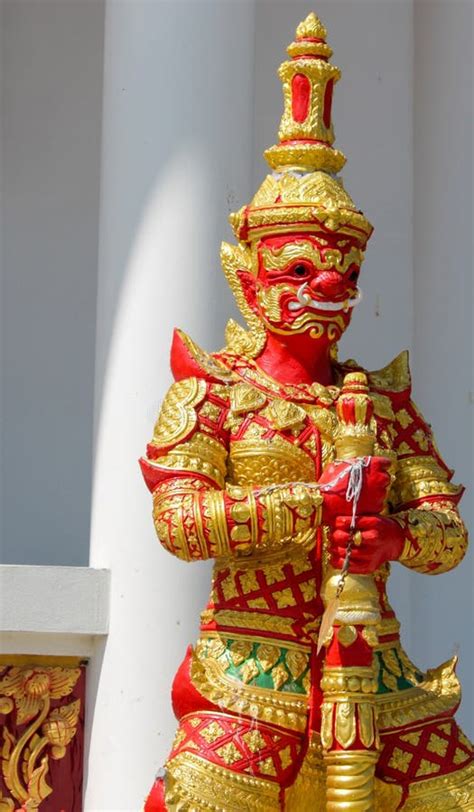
[229,13,373,247]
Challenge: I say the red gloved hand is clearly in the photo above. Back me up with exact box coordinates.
[319,457,392,522]
[330,515,405,574]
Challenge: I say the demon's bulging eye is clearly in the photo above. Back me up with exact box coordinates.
[292,264,311,278]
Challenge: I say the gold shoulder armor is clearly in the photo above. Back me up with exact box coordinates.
[151,378,207,449]
[368,350,411,393]
[171,328,234,383]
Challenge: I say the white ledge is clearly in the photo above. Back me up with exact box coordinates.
[0,565,110,656]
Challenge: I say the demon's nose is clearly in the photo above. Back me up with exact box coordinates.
[309,271,345,298]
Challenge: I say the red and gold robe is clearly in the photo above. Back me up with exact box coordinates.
[141,331,473,811]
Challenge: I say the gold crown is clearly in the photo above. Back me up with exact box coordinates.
[229,13,373,247]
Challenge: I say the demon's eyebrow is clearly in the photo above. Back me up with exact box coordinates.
[259,242,362,274]
[260,241,321,271]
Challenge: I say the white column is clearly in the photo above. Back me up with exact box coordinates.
[85,2,256,808]
[411,0,474,737]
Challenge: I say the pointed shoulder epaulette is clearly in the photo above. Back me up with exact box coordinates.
[367,350,411,395]
[170,328,233,384]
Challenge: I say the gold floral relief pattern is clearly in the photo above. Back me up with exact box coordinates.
[0,663,82,810]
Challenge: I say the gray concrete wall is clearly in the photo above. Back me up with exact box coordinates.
[1,0,104,565]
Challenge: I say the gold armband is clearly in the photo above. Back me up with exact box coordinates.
[230,482,323,555]
[393,501,467,574]
[152,477,323,562]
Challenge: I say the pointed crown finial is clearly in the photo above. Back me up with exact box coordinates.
[264,11,345,174]
[295,12,327,42]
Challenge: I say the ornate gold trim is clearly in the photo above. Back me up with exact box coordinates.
[376,657,460,731]
[0,656,85,667]
[191,648,308,732]
[200,630,311,655]
[165,751,280,811]
[403,759,474,810]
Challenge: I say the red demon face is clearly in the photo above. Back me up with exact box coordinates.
[241,233,363,345]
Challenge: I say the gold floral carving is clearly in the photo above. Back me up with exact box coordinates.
[0,665,81,809]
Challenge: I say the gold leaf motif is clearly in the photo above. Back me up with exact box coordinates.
[427,733,448,758]
[458,730,474,751]
[400,730,422,746]
[199,401,221,421]
[335,701,356,749]
[256,645,280,673]
[361,627,378,648]
[215,742,242,765]
[26,757,52,804]
[240,659,260,684]
[320,702,334,750]
[382,649,402,678]
[388,747,413,773]
[454,748,470,766]
[381,668,398,692]
[242,729,266,754]
[267,399,307,430]
[285,651,308,681]
[279,745,293,770]
[258,756,277,776]
[412,429,430,451]
[416,758,440,777]
[229,640,253,667]
[199,721,225,744]
[273,589,296,609]
[205,638,227,660]
[230,383,266,415]
[271,664,290,690]
[358,703,375,748]
[172,729,186,749]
